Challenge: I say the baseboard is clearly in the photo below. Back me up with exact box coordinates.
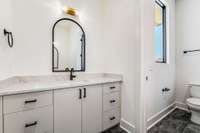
[120,119,136,133]
[120,102,188,132]
[175,101,189,111]
[147,102,176,130]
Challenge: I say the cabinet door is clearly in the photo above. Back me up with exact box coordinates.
[54,88,82,133]
[82,86,102,133]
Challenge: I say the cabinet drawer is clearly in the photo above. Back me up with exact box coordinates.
[103,83,120,94]
[3,91,52,114]
[4,106,53,133]
[103,92,120,111]
[103,108,120,131]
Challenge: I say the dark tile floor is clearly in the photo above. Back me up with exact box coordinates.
[103,125,127,133]
[148,109,200,133]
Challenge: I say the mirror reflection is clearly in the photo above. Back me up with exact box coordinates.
[52,18,85,72]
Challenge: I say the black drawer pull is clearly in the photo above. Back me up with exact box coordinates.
[110,100,116,103]
[25,121,37,128]
[109,117,116,121]
[110,86,116,89]
[24,99,37,104]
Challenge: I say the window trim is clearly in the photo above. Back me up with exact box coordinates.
[155,0,167,63]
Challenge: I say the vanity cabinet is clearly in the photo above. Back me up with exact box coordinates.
[0,81,121,133]
[54,85,102,133]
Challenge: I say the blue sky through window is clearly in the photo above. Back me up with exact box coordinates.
[155,25,163,60]
[154,0,167,63]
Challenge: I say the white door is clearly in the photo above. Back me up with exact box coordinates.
[54,88,82,133]
[82,86,102,133]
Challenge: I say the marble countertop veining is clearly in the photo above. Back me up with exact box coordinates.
[0,73,122,96]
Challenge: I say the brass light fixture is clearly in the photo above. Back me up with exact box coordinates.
[63,6,77,16]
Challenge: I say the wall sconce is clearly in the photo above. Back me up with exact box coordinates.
[63,6,78,16]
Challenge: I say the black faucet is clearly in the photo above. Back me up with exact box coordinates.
[70,68,76,80]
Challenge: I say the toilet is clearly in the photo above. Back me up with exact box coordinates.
[187,85,200,124]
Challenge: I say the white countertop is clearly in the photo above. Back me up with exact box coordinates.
[0,73,122,96]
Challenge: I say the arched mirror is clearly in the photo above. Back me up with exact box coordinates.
[52,18,86,72]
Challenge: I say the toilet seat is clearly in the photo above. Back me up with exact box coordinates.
[187,98,200,110]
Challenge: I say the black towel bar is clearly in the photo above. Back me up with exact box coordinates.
[183,49,200,54]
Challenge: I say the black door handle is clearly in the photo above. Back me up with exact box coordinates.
[25,121,37,128]
[83,88,86,98]
[24,99,37,104]
[79,89,82,99]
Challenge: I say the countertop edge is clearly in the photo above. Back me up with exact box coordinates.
[0,79,122,96]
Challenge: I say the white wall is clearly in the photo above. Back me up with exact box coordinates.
[103,0,141,131]
[0,0,104,79]
[0,0,13,79]
[140,0,176,128]
[176,0,200,105]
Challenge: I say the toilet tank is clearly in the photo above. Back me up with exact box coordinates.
[190,85,200,98]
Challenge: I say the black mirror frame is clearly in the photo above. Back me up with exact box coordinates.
[52,18,86,72]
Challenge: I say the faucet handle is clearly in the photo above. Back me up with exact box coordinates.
[70,68,74,71]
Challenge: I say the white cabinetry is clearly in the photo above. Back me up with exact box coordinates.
[103,83,121,131]
[3,91,53,133]
[0,81,121,133]
[82,86,102,133]
[3,91,52,114]
[54,85,102,133]
[4,106,53,133]
[54,88,82,133]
